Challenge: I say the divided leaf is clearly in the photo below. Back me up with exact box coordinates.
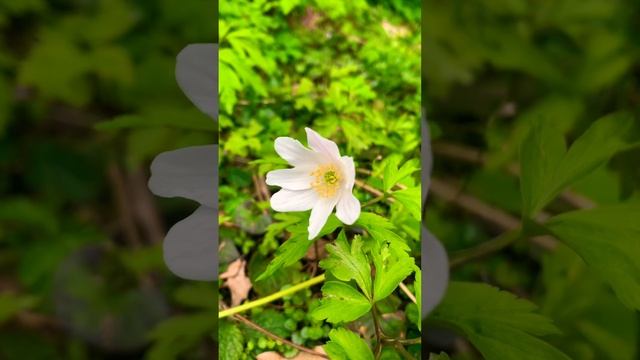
[430,282,569,360]
[371,241,414,302]
[320,232,372,298]
[383,157,420,192]
[520,113,639,218]
[324,328,374,360]
[311,281,371,324]
[544,203,640,310]
[392,186,421,220]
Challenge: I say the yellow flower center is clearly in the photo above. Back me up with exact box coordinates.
[311,164,342,198]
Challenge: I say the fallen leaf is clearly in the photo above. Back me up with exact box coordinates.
[381,20,409,38]
[220,258,252,306]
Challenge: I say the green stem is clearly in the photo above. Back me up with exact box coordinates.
[363,195,385,208]
[449,229,521,268]
[219,274,325,318]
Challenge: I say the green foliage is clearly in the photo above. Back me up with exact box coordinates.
[311,281,371,324]
[324,328,374,360]
[520,113,639,217]
[256,214,341,281]
[0,294,38,325]
[320,232,372,299]
[430,282,569,360]
[219,320,244,360]
[544,204,640,310]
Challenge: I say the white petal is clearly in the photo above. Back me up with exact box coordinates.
[271,189,318,212]
[423,226,449,315]
[274,137,319,167]
[308,198,338,240]
[164,206,217,281]
[305,127,341,162]
[266,168,313,190]
[336,192,360,225]
[340,156,356,190]
[148,145,217,207]
[176,44,218,119]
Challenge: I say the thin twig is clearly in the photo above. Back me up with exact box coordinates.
[432,141,596,209]
[221,303,328,358]
[429,177,557,251]
[107,163,142,248]
[398,282,417,304]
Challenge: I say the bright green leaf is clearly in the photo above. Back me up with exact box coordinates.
[392,186,421,220]
[371,241,414,302]
[324,328,374,360]
[320,232,372,298]
[356,212,409,251]
[312,281,371,324]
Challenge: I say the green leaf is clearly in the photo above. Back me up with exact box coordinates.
[519,120,566,218]
[383,157,419,192]
[356,212,409,251]
[430,282,569,360]
[520,113,639,218]
[544,203,640,310]
[320,232,372,298]
[392,186,421,220]
[219,320,244,360]
[324,328,374,360]
[371,241,414,302]
[312,281,371,324]
[257,215,341,282]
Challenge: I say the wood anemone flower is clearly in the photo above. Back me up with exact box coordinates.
[266,128,361,240]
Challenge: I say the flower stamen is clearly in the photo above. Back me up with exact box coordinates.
[311,164,342,198]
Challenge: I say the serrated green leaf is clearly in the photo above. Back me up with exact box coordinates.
[544,203,640,310]
[356,212,409,252]
[324,328,374,360]
[257,215,341,282]
[392,186,421,220]
[320,232,372,298]
[520,113,639,218]
[219,320,243,360]
[430,282,569,360]
[312,281,371,324]
[371,241,414,302]
[384,157,419,192]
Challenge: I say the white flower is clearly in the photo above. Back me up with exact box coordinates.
[266,128,361,240]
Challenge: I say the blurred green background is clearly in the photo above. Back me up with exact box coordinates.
[0,0,216,359]
[425,0,640,359]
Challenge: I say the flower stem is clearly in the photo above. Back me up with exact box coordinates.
[218,274,325,318]
[449,229,521,268]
